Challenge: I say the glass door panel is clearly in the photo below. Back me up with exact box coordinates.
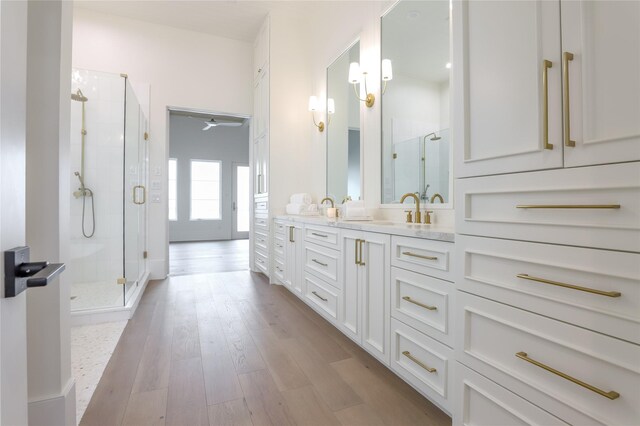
[232,164,250,239]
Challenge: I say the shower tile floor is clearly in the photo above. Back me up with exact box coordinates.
[71,280,124,311]
[72,320,128,424]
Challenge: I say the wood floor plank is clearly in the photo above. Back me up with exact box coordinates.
[172,315,201,360]
[238,370,295,426]
[334,403,386,426]
[281,385,340,426]
[249,327,310,392]
[281,337,361,412]
[122,388,168,426]
[331,358,450,426]
[201,349,244,405]
[207,398,254,426]
[165,357,209,426]
[226,332,266,374]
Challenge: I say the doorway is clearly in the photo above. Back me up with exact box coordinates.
[232,163,250,240]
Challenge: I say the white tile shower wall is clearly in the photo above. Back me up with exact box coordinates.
[69,69,125,308]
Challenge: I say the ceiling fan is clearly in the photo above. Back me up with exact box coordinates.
[202,117,243,130]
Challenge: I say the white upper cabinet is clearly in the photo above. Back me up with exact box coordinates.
[561,1,640,167]
[454,0,640,178]
[253,17,269,79]
[454,0,563,177]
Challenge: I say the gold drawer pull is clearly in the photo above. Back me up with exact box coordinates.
[515,352,620,400]
[402,251,438,261]
[312,259,328,267]
[311,232,328,238]
[402,296,437,311]
[563,51,575,147]
[402,351,436,373]
[542,59,553,150]
[517,274,621,297]
[516,204,620,209]
[312,291,327,302]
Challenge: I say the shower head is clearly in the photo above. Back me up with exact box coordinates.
[424,132,441,141]
[71,89,88,102]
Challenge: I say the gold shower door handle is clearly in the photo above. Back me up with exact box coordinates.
[542,59,553,150]
[515,352,620,400]
[563,51,575,147]
[133,185,146,205]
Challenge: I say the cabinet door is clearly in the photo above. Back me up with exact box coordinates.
[253,77,261,140]
[293,225,304,295]
[339,230,361,342]
[360,232,391,365]
[453,0,563,178]
[561,1,640,167]
[253,136,263,195]
[284,225,302,295]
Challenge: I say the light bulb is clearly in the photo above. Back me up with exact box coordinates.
[327,98,335,115]
[348,62,361,84]
[308,95,319,112]
[382,59,393,81]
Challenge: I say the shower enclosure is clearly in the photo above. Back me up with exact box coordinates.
[70,69,148,312]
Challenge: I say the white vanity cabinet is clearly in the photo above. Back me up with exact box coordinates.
[273,219,303,296]
[340,230,391,365]
[454,0,640,178]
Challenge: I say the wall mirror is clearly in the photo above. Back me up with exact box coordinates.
[326,40,362,203]
[381,0,451,206]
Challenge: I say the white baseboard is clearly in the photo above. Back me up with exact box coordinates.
[28,378,76,426]
[70,272,150,326]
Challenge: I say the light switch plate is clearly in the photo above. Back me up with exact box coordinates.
[151,192,161,203]
[151,180,161,190]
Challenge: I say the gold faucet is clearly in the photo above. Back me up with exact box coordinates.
[430,193,444,204]
[320,197,335,208]
[400,193,421,223]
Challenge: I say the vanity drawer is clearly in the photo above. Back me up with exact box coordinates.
[254,231,269,251]
[454,363,569,426]
[457,292,640,426]
[304,225,340,250]
[254,250,268,275]
[254,216,269,231]
[304,243,340,289]
[255,200,268,212]
[304,273,339,322]
[455,162,640,252]
[273,220,286,236]
[391,267,453,347]
[273,234,285,257]
[390,318,453,413]
[273,257,285,283]
[391,236,453,282]
[457,234,640,344]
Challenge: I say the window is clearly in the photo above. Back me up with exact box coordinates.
[190,160,221,220]
[168,158,177,221]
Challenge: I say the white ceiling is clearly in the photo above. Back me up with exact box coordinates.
[75,0,299,42]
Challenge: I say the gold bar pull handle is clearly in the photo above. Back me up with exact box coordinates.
[359,239,366,266]
[516,274,621,297]
[542,59,553,150]
[402,251,438,261]
[516,204,620,209]
[402,296,437,311]
[515,352,620,400]
[312,259,328,267]
[355,239,360,265]
[402,351,436,373]
[289,226,295,243]
[563,51,575,147]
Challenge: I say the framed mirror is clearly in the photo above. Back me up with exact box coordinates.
[326,39,362,203]
[380,0,451,207]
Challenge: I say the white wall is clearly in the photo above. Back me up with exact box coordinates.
[72,8,253,278]
[169,114,249,242]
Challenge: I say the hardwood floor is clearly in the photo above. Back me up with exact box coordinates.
[170,240,250,276]
[80,270,451,426]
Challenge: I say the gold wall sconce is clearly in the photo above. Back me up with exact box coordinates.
[381,59,393,94]
[308,96,325,132]
[348,62,375,108]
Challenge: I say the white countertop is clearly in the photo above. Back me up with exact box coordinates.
[274,215,455,242]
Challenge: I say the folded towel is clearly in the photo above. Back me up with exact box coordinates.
[290,193,312,205]
[344,207,367,218]
[286,203,319,215]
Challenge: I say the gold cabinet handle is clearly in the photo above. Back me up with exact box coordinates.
[359,239,365,266]
[312,291,328,302]
[563,51,575,147]
[542,59,553,150]
[402,251,438,261]
[311,232,328,238]
[516,204,620,209]
[515,352,619,400]
[355,239,360,265]
[312,259,328,267]
[402,351,436,373]
[516,274,621,297]
[289,226,295,243]
[402,296,437,311]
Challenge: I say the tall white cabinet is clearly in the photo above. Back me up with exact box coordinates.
[453,1,640,425]
[252,17,270,275]
[454,0,640,178]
